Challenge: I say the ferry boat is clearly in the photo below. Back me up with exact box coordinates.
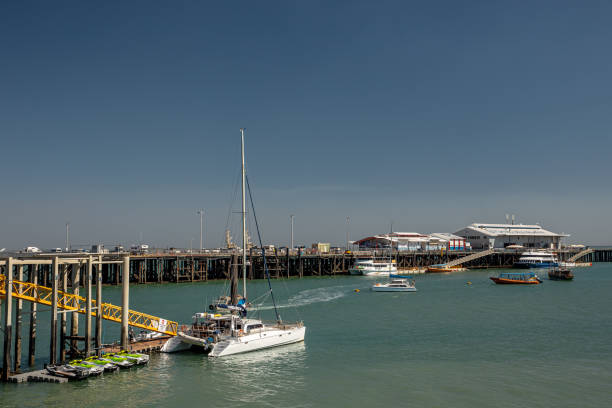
[349,259,397,276]
[372,278,417,292]
[513,251,558,269]
[490,271,542,284]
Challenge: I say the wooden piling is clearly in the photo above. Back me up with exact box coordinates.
[120,256,130,350]
[60,265,67,363]
[95,259,102,357]
[85,256,92,357]
[28,265,37,367]
[50,257,58,365]
[2,257,13,381]
[14,265,23,373]
[70,263,80,355]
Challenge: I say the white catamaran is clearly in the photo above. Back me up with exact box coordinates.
[162,129,306,357]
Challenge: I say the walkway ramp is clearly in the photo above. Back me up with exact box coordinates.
[444,249,495,267]
[568,248,594,262]
[0,275,177,336]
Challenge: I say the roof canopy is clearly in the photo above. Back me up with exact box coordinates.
[460,223,569,238]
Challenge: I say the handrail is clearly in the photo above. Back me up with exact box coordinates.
[0,275,177,336]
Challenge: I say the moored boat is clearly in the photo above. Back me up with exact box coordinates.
[548,268,574,280]
[427,264,467,273]
[349,259,398,276]
[490,271,542,284]
[513,251,558,268]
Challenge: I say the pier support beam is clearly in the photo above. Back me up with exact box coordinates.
[95,259,102,357]
[14,265,23,373]
[2,257,13,381]
[85,257,92,357]
[60,266,67,363]
[50,257,58,365]
[28,265,37,367]
[70,263,80,354]
[120,256,130,350]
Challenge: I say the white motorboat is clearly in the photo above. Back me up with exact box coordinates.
[372,278,417,292]
[349,259,398,276]
[163,129,306,357]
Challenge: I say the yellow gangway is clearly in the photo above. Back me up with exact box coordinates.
[0,274,178,336]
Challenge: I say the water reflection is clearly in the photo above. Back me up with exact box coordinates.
[206,343,308,405]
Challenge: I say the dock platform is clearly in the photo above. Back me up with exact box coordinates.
[102,337,170,354]
[8,369,68,384]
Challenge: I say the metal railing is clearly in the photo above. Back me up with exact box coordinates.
[0,275,178,336]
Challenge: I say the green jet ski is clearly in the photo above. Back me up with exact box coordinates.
[84,356,120,372]
[114,351,149,365]
[98,354,135,368]
[67,360,104,376]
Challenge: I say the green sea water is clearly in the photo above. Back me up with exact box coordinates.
[2,264,612,407]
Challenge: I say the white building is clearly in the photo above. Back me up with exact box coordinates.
[354,232,470,252]
[454,223,568,250]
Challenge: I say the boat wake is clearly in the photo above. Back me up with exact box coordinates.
[253,285,349,311]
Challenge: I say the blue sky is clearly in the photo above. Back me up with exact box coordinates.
[1,0,611,249]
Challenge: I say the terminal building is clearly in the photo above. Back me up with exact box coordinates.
[453,223,568,250]
[353,232,470,252]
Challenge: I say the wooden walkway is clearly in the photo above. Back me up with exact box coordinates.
[101,337,170,354]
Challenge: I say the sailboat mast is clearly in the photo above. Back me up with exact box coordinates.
[241,128,247,299]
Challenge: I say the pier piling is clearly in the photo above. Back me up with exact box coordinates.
[85,256,92,357]
[120,256,130,350]
[28,265,37,367]
[14,265,23,373]
[50,257,58,365]
[95,257,102,357]
[2,257,14,381]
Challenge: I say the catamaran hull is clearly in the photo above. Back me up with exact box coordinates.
[209,326,306,358]
[160,335,193,353]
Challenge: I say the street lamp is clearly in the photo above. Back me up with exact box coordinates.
[346,216,350,251]
[290,214,295,250]
[197,209,204,252]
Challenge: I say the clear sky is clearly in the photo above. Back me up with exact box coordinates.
[1,0,611,250]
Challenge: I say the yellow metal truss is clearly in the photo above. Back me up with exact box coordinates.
[0,274,177,336]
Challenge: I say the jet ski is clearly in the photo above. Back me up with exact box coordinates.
[67,360,104,376]
[46,363,89,380]
[97,354,135,368]
[114,351,149,365]
[84,356,120,372]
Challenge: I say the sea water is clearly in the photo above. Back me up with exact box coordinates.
[1,264,611,407]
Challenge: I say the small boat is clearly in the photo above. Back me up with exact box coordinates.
[558,261,576,268]
[84,356,120,372]
[490,271,542,284]
[98,354,135,368]
[372,279,417,292]
[66,360,104,376]
[46,364,89,380]
[349,259,398,276]
[114,351,149,365]
[427,264,467,273]
[548,268,574,280]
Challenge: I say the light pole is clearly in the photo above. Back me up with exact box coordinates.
[65,222,70,252]
[197,209,204,252]
[345,216,350,251]
[290,214,294,250]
